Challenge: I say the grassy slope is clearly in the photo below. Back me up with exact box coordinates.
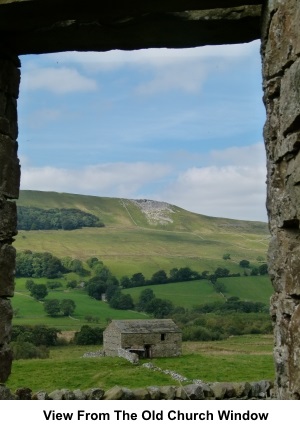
[127,276,273,308]
[15,190,270,279]
[13,278,148,330]
[12,275,273,330]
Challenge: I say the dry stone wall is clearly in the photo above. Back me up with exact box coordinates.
[261,0,300,400]
[0,380,273,400]
[0,53,20,383]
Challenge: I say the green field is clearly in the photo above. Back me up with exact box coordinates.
[6,335,274,392]
[14,190,270,279]
[12,278,148,330]
[12,275,273,331]
[127,276,273,308]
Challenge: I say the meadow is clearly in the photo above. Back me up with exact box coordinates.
[15,190,270,279]
[8,191,275,393]
[12,275,273,330]
[6,335,275,392]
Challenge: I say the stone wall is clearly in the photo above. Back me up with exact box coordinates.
[0,53,20,383]
[261,0,300,400]
[0,380,273,400]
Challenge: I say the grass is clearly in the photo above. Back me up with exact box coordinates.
[125,276,272,308]
[15,190,270,279]
[6,335,275,392]
[12,275,273,331]
[12,278,149,330]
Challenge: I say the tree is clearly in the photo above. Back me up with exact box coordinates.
[44,299,61,316]
[151,298,174,318]
[27,282,48,301]
[223,253,231,260]
[60,299,76,316]
[120,276,132,289]
[67,280,77,289]
[251,267,259,276]
[86,257,101,269]
[12,325,59,346]
[46,280,62,290]
[109,291,134,310]
[74,325,104,345]
[151,269,168,285]
[131,272,145,287]
[177,267,198,281]
[169,268,179,282]
[31,325,59,346]
[70,259,90,276]
[11,341,49,360]
[137,288,155,312]
[258,263,268,275]
[105,284,119,302]
[239,259,250,268]
[86,277,107,300]
[214,267,230,278]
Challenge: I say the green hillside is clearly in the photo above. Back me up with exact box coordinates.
[14,190,270,279]
[126,276,273,309]
[12,278,148,330]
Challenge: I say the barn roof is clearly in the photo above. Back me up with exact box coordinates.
[107,319,181,334]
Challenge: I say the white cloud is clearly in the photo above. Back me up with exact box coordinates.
[155,143,267,221]
[21,66,98,94]
[210,142,266,167]
[20,161,171,197]
[20,144,267,222]
[22,40,260,96]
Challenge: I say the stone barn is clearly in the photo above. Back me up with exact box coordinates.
[103,319,182,358]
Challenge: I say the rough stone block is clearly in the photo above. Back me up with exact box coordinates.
[279,58,300,137]
[15,387,32,400]
[263,0,300,78]
[48,389,76,400]
[5,97,18,140]
[0,133,20,198]
[0,343,13,382]
[0,92,6,116]
[84,387,104,400]
[146,385,161,400]
[159,385,176,400]
[0,198,17,241]
[287,305,300,396]
[285,246,300,296]
[180,383,205,400]
[0,383,16,399]
[0,59,20,98]
[0,244,16,297]
[103,386,134,400]
[31,391,50,400]
[274,133,300,162]
[131,388,151,400]
[0,298,13,344]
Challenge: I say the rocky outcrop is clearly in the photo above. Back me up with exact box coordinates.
[132,199,175,225]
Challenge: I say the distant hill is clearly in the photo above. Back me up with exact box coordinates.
[14,190,270,279]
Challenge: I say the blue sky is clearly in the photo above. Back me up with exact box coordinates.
[18,40,267,221]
